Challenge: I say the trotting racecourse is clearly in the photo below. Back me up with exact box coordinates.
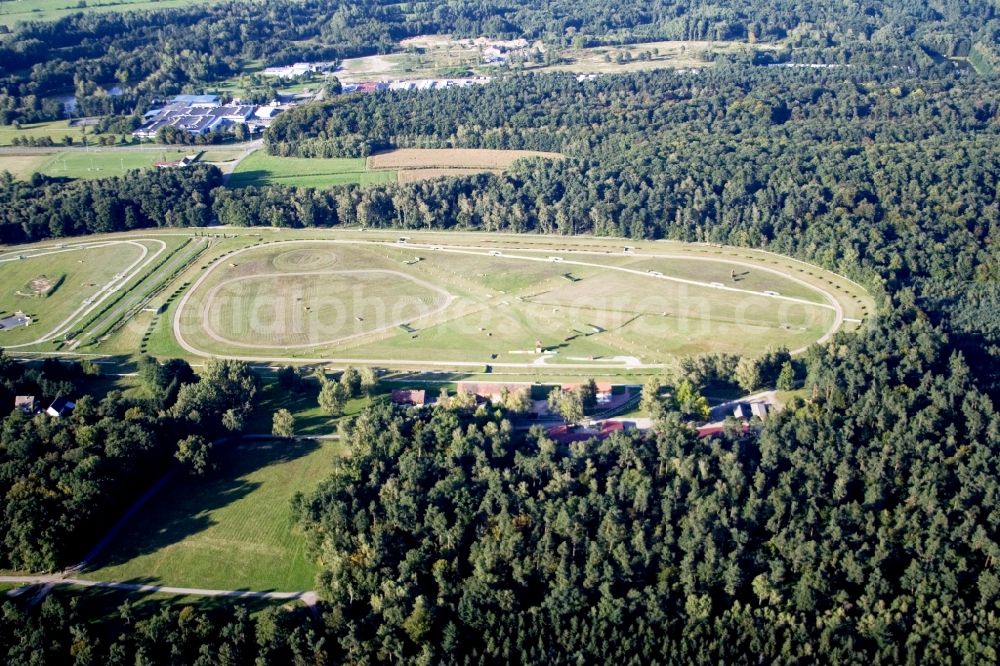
[0,228,874,374]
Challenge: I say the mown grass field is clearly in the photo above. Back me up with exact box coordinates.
[0,241,147,346]
[174,238,846,363]
[0,0,229,26]
[3,227,872,378]
[229,151,397,188]
[0,120,116,146]
[35,149,195,180]
[82,438,342,591]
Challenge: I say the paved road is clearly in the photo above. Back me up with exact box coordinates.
[0,140,262,156]
[219,139,264,183]
[172,238,845,367]
[1,575,316,604]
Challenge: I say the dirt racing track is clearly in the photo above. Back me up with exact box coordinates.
[171,237,862,369]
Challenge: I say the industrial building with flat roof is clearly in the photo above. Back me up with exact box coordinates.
[134,96,257,138]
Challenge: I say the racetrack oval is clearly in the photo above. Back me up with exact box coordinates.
[199,268,455,349]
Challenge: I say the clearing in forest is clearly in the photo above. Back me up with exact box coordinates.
[174,235,861,365]
[81,438,341,592]
[366,148,564,171]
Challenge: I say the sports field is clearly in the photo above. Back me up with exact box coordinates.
[82,438,342,591]
[0,239,158,346]
[0,148,209,181]
[38,149,196,179]
[1,229,873,372]
[228,151,398,188]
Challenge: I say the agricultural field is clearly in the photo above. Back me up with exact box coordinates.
[366,148,563,170]
[81,438,342,592]
[230,148,562,188]
[228,151,397,188]
[0,153,49,179]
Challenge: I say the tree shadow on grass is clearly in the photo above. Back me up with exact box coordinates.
[85,438,321,572]
[48,580,293,621]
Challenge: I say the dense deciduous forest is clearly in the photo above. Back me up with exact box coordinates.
[291,311,1000,663]
[0,594,326,664]
[0,167,220,243]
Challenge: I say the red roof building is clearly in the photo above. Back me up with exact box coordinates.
[391,389,427,406]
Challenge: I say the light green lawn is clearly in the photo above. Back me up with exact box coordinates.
[229,150,397,188]
[0,120,115,147]
[0,241,147,346]
[0,0,233,27]
[82,438,342,591]
[36,149,193,180]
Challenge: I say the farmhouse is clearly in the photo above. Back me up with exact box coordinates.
[14,396,37,415]
[391,389,427,407]
[46,396,75,418]
[0,311,31,330]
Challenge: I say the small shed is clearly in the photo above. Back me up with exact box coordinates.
[46,396,76,418]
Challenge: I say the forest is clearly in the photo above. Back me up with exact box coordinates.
[0,167,220,243]
[2,0,1000,662]
[283,310,1000,663]
[0,0,997,123]
[0,354,260,571]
